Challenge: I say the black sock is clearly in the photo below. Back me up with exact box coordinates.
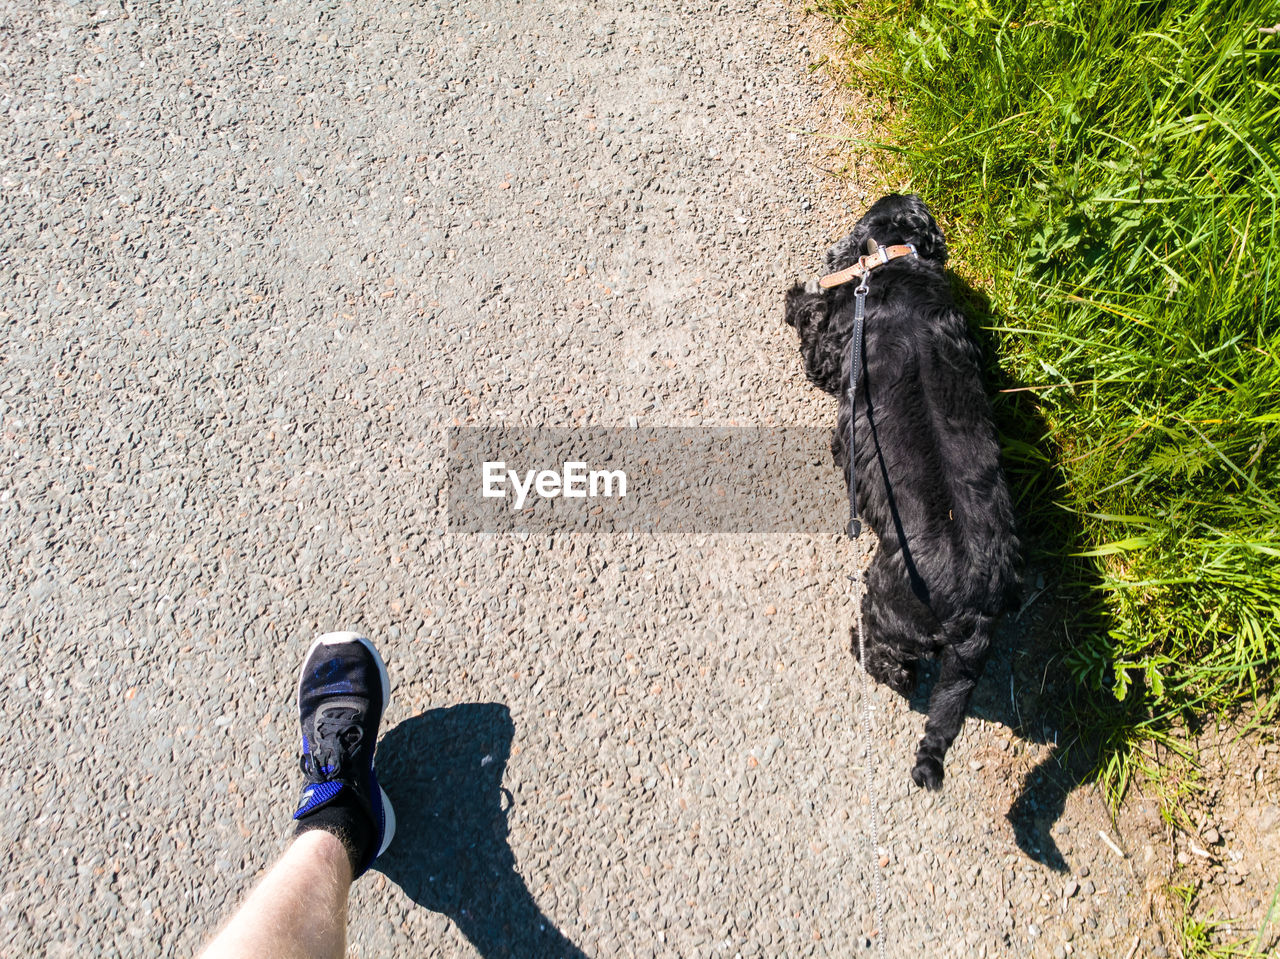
[294,791,375,876]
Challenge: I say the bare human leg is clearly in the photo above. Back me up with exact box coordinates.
[198,829,353,959]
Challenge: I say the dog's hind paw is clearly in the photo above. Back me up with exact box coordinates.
[910,755,945,790]
[881,660,916,698]
[857,644,916,698]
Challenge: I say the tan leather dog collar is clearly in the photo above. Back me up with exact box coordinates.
[818,243,918,290]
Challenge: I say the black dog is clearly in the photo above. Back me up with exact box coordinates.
[785,194,1019,789]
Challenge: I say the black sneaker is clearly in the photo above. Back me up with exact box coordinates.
[292,631,395,876]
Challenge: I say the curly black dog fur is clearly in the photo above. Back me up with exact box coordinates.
[785,194,1020,790]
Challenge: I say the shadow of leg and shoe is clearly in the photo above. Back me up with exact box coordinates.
[374,703,589,959]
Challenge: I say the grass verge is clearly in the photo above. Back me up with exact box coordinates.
[810,0,1280,945]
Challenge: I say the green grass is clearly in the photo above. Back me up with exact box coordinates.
[813,0,1280,746]
[1173,878,1280,957]
[812,0,1280,947]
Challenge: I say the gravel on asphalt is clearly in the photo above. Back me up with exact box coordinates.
[1,0,1164,955]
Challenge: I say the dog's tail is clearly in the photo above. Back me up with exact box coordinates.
[784,281,843,395]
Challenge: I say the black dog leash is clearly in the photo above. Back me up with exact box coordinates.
[847,270,869,539]
[838,240,917,540]
[836,238,917,959]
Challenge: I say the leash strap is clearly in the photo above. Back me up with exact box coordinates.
[846,274,868,540]
[848,277,887,957]
[839,236,910,957]
[840,239,917,540]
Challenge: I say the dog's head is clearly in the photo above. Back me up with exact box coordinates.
[828,193,948,271]
[784,194,949,395]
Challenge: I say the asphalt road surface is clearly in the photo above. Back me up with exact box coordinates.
[2,0,1163,955]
